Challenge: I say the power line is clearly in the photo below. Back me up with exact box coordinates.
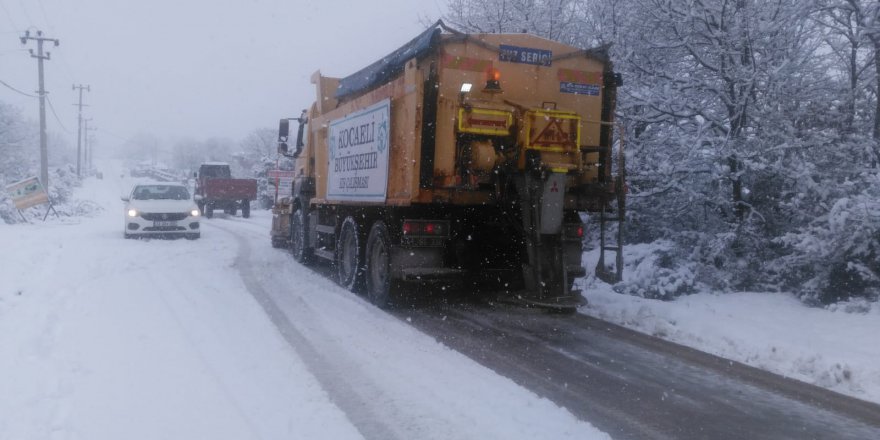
[98,128,128,141]
[0,78,37,97]
[54,50,79,83]
[36,0,54,32]
[17,0,36,28]
[45,95,71,134]
[0,0,20,30]
[33,0,77,83]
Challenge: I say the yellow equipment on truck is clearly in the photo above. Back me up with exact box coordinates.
[275,22,624,311]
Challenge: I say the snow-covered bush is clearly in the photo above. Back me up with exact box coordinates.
[826,297,880,315]
[0,197,17,224]
[774,176,880,304]
[612,241,698,300]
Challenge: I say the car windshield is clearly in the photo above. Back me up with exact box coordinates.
[132,185,190,200]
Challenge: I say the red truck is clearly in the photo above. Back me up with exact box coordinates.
[193,162,257,218]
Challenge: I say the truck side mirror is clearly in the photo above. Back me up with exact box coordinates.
[605,72,623,88]
[294,116,307,158]
[278,118,290,155]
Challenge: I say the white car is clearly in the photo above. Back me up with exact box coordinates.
[122,183,201,239]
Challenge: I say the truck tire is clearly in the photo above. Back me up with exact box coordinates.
[205,204,214,218]
[337,216,365,292]
[290,208,312,264]
[241,200,251,218]
[365,221,398,308]
[197,201,205,215]
[229,206,237,216]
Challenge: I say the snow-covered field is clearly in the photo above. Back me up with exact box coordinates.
[580,244,880,405]
[0,163,608,440]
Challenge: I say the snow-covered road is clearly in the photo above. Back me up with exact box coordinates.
[0,164,608,439]
[4,161,879,440]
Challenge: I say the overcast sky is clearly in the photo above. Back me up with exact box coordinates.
[1,0,444,149]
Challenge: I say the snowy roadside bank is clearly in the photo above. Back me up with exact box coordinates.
[579,245,880,405]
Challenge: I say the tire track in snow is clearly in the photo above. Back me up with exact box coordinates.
[145,250,265,440]
[208,221,403,440]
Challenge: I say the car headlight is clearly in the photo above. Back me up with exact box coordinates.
[190,209,200,217]
[127,209,138,217]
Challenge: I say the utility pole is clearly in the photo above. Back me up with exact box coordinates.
[84,119,96,169]
[83,119,89,170]
[72,84,90,178]
[89,133,97,169]
[20,30,60,190]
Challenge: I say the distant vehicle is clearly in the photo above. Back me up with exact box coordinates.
[193,162,257,218]
[122,183,201,239]
[129,166,150,178]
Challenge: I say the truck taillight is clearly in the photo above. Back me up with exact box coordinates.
[402,220,447,236]
[564,223,584,239]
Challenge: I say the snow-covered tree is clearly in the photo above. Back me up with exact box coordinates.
[443,0,880,301]
[0,101,35,182]
[443,0,587,44]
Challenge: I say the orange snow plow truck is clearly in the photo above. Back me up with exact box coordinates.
[274,22,624,311]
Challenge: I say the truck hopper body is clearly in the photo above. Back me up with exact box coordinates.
[276,22,624,310]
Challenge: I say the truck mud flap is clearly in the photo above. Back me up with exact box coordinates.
[495,289,586,311]
[400,267,466,281]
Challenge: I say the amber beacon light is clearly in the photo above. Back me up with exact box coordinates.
[484,68,503,94]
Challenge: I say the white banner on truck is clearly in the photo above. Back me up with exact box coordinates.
[327,98,390,202]
[267,169,295,200]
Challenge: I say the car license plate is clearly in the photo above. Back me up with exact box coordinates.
[154,220,178,227]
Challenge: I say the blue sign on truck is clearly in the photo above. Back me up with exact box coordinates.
[560,82,601,96]
[499,44,552,67]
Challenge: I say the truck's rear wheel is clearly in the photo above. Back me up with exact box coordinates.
[365,221,398,308]
[290,208,312,264]
[205,204,214,218]
[241,200,251,218]
[337,216,364,292]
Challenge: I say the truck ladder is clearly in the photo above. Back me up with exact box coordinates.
[595,190,623,283]
[595,127,626,284]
